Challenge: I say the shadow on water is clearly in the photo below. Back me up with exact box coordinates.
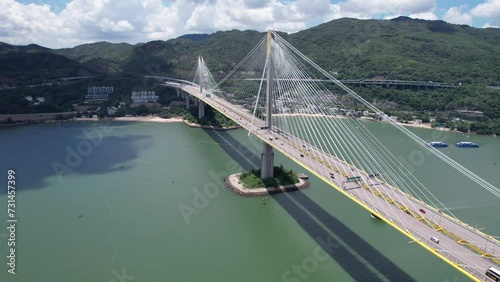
[203,129,260,171]
[0,121,153,193]
[205,128,415,281]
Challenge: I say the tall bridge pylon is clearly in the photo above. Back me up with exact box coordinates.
[193,56,218,119]
[260,30,275,179]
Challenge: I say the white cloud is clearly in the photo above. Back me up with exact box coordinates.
[470,0,500,26]
[325,3,368,21]
[293,0,332,18]
[443,6,473,25]
[339,0,436,16]
[470,0,500,18]
[0,1,61,45]
[383,14,401,20]
[243,0,271,9]
[99,19,135,32]
[483,22,500,28]
[409,12,438,20]
[0,0,495,48]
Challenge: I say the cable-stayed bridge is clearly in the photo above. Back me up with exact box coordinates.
[159,31,500,281]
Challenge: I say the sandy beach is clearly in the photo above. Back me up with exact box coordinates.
[274,113,450,132]
[112,116,184,123]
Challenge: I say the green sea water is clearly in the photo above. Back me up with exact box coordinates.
[0,120,498,282]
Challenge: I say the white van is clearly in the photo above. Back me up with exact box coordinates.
[430,237,440,244]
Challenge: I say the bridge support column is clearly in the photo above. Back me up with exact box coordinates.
[261,143,274,179]
[260,30,275,180]
[194,98,198,106]
[198,100,205,119]
[176,88,180,98]
[185,94,190,110]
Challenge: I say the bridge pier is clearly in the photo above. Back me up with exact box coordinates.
[261,143,274,179]
[176,88,180,98]
[198,100,205,119]
[185,94,190,110]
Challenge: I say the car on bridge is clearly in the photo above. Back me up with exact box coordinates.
[419,208,426,214]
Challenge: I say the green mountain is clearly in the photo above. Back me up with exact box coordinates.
[0,49,90,86]
[0,17,499,133]
[286,17,499,85]
[4,17,499,85]
[55,41,133,62]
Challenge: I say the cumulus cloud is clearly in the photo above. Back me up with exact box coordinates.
[443,6,473,25]
[409,12,438,20]
[483,22,500,28]
[470,0,500,26]
[470,0,500,18]
[99,19,135,32]
[0,0,496,48]
[244,0,271,9]
[339,0,436,16]
[293,0,332,18]
[0,1,61,45]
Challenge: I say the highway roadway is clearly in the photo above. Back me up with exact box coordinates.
[176,83,499,281]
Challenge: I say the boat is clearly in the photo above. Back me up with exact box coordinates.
[297,173,309,180]
[427,141,448,147]
[455,141,479,148]
[370,213,382,220]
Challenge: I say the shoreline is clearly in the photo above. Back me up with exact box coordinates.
[182,120,241,131]
[111,116,184,123]
[274,113,451,132]
[0,114,495,137]
[74,116,241,131]
[225,173,309,197]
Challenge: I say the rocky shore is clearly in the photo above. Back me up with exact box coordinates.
[225,173,309,197]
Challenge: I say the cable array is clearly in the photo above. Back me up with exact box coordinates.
[215,31,500,225]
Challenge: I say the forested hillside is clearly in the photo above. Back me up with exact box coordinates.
[1,17,499,133]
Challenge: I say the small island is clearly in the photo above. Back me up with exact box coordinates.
[225,165,309,197]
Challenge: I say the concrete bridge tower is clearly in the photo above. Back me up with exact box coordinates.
[197,56,206,119]
[260,31,275,179]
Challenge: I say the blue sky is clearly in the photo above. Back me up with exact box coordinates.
[3,0,499,48]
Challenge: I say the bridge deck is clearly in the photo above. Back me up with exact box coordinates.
[174,83,499,281]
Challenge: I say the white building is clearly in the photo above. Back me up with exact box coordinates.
[131,91,159,103]
[87,86,114,94]
[85,86,113,102]
[33,97,45,105]
[25,96,33,102]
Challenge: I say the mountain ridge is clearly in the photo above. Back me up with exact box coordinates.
[0,17,498,133]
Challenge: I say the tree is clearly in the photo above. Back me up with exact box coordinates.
[421,115,430,123]
[456,122,470,133]
[133,105,150,116]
